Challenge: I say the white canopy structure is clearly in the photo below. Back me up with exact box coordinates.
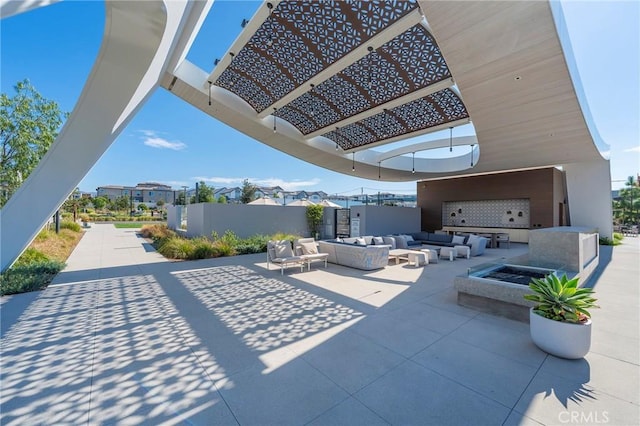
[319,200,342,208]
[248,197,280,206]
[0,0,613,271]
[286,199,316,207]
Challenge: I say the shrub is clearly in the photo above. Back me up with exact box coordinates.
[157,237,194,259]
[599,236,620,246]
[35,228,51,242]
[190,238,221,259]
[212,239,236,257]
[213,230,240,247]
[243,234,270,250]
[15,248,50,265]
[60,221,81,232]
[524,274,598,323]
[1,261,65,296]
[613,232,623,241]
[270,232,301,244]
[140,224,176,241]
[235,243,263,255]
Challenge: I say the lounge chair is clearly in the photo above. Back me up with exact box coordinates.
[294,238,329,271]
[267,240,305,274]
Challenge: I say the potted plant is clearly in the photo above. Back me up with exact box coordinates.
[524,274,598,359]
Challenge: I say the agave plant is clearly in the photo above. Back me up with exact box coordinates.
[524,274,599,323]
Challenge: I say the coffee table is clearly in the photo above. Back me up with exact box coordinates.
[389,249,428,267]
[388,249,412,265]
[419,248,439,264]
[439,246,455,261]
[454,245,471,259]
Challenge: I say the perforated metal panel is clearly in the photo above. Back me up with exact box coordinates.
[323,89,469,150]
[213,0,469,151]
[215,1,418,112]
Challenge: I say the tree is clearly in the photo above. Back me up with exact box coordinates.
[156,199,165,209]
[217,195,227,204]
[114,195,130,212]
[1,79,66,207]
[194,181,215,203]
[240,179,257,204]
[306,204,324,238]
[175,192,186,206]
[618,175,640,225]
[62,198,81,222]
[92,196,108,211]
[138,203,148,212]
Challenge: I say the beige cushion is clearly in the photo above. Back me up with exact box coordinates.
[452,235,465,245]
[274,241,293,258]
[355,237,366,245]
[467,234,479,244]
[300,242,318,255]
[372,236,384,245]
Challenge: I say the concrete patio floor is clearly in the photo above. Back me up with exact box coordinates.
[1,224,638,425]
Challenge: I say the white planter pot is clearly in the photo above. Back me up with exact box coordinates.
[529,308,592,359]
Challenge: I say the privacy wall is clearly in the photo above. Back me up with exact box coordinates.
[349,205,421,237]
[185,203,310,239]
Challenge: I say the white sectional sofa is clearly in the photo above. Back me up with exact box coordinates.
[317,239,390,270]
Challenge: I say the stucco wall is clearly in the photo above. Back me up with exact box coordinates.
[563,160,613,238]
[185,203,310,239]
[350,206,421,236]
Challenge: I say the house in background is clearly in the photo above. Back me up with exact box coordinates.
[96,182,177,205]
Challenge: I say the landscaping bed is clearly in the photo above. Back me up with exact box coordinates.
[1,222,84,296]
[140,224,300,261]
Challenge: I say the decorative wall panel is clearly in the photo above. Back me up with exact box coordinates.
[442,199,530,228]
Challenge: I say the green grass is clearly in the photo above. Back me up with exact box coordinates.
[113,222,145,228]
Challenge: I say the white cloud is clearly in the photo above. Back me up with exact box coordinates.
[194,177,240,185]
[161,180,190,187]
[192,177,321,191]
[623,146,640,153]
[140,130,186,151]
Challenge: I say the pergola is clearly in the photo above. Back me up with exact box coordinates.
[0,0,612,271]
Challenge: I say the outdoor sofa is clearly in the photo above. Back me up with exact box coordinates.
[390,232,488,257]
[317,239,390,270]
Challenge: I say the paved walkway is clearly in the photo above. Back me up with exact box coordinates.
[1,224,638,425]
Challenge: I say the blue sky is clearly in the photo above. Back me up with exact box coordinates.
[1,1,638,196]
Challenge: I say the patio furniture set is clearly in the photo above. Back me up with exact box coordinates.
[267,238,329,275]
[268,232,499,273]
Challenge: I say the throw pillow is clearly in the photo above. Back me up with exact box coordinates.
[300,242,318,255]
[383,236,396,249]
[355,237,366,245]
[467,234,478,244]
[274,242,294,258]
[452,235,465,245]
[404,235,414,242]
[372,236,384,245]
